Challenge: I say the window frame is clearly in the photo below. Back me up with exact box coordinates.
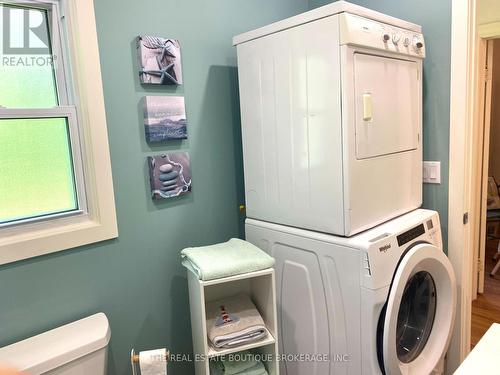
[0,0,118,264]
[0,106,87,227]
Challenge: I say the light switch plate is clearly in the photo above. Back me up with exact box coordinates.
[423,161,441,184]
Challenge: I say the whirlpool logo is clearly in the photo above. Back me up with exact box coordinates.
[379,244,391,253]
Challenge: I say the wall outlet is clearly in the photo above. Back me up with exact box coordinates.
[423,161,441,184]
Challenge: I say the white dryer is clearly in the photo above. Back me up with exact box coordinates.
[245,209,456,374]
[234,1,425,236]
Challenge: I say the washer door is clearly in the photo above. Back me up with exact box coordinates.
[382,243,456,374]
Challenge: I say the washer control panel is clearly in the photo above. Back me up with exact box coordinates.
[339,13,425,58]
[360,210,441,289]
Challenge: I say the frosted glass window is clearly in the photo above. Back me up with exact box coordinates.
[0,118,77,224]
[0,5,58,108]
[0,3,80,226]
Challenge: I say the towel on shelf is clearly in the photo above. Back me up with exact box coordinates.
[206,294,269,349]
[221,350,260,374]
[209,360,225,375]
[209,352,268,375]
[237,362,268,375]
[209,361,268,375]
[181,238,274,281]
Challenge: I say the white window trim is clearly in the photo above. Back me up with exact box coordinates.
[0,0,118,265]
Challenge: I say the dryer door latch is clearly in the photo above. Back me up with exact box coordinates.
[362,93,373,122]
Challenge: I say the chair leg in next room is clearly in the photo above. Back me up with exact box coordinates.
[490,241,500,277]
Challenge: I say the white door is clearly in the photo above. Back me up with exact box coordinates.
[354,53,420,160]
[381,243,456,374]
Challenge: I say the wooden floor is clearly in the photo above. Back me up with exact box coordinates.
[471,239,500,348]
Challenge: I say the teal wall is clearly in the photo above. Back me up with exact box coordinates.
[308,0,452,245]
[0,1,308,374]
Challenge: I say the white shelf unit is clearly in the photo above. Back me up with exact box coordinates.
[187,268,279,375]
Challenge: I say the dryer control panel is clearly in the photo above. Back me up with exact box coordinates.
[339,13,426,58]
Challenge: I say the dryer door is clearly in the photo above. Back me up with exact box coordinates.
[354,53,420,160]
[381,243,456,374]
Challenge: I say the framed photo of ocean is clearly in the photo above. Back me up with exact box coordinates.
[143,96,187,142]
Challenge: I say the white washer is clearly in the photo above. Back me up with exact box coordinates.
[245,209,456,374]
[234,1,425,236]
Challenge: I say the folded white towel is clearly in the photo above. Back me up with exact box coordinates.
[206,294,268,349]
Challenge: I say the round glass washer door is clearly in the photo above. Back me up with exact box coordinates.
[396,270,436,363]
[382,243,456,375]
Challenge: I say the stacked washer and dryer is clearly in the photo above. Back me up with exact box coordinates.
[233,2,456,375]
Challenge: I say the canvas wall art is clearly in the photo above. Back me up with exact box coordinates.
[137,36,183,85]
[148,152,191,200]
[143,96,187,142]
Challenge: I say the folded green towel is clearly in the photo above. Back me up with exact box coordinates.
[221,350,259,374]
[209,356,268,375]
[181,238,275,281]
[209,360,224,375]
[236,361,267,375]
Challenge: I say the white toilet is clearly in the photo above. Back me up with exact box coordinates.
[0,313,110,375]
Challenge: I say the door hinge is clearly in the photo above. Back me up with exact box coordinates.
[463,212,469,225]
[485,67,492,82]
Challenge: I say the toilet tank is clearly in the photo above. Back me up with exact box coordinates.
[0,313,110,375]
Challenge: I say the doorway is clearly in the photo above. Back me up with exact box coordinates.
[471,37,500,347]
[447,0,500,371]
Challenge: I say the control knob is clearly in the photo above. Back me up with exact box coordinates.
[413,35,424,51]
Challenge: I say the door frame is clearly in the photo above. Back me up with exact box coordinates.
[472,39,494,298]
[448,0,500,372]
[447,0,477,372]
